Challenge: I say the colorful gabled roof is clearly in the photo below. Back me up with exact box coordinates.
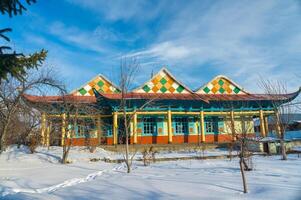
[196,75,248,95]
[23,88,301,104]
[132,67,192,94]
[71,74,120,96]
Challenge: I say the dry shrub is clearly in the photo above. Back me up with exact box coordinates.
[142,146,157,166]
[28,133,42,154]
[89,146,97,153]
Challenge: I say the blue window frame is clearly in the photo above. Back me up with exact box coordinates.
[205,117,218,134]
[142,117,157,135]
[102,118,113,137]
[173,117,189,135]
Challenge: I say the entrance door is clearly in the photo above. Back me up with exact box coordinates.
[118,118,126,144]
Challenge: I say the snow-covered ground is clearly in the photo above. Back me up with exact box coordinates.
[0,146,301,200]
[256,130,301,140]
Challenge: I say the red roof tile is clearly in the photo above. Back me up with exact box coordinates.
[23,94,96,103]
[22,87,300,104]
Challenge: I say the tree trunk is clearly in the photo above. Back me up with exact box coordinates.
[0,122,9,152]
[229,142,233,161]
[239,158,248,193]
[280,139,287,160]
[62,145,71,164]
[124,113,131,173]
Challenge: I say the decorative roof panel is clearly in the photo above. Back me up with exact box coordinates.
[72,75,120,96]
[133,68,192,94]
[196,75,247,95]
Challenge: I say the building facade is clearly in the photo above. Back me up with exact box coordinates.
[24,68,300,146]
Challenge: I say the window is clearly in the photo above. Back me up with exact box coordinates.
[77,125,87,137]
[205,118,217,133]
[143,117,157,135]
[102,119,112,136]
[173,117,188,134]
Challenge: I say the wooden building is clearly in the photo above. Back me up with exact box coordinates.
[23,68,300,146]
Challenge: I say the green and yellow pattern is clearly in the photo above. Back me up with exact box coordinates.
[73,75,120,96]
[135,70,189,94]
[198,77,245,94]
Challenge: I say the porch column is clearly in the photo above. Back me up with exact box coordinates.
[167,109,172,143]
[96,115,101,145]
[61,113,66,146]
[41,112,47,146]
[230,110,236,141]
[113,112,118,145]
[133,112,138,144]
[264,116,269,136]
[275,111,282,137]
[259,110,266,137]
[200,111,205,142]
[45,120,51,146]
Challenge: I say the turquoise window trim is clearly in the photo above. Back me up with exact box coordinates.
[217,117,224,133]
[101,118,113,137]
[172,116,189,135]
[188,116,196,134]
[156,115,164,135]
[205,117,218,135]
[140,116,158,136]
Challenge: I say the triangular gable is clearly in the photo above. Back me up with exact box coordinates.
[196,75,247,95]
[133,67,192,94]
[71,74,120,96]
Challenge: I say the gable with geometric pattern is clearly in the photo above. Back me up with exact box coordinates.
[196,75,246,95]
[72,75,120,96]
[133,68,191,94]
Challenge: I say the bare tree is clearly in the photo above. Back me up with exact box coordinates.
[225,113,255,193]
[0,69,63,152]
[59,95,100,164]
[259,79,294,160]
[118,58,157,173]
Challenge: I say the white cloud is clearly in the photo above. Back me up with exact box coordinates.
[126,0,301,92]
[66,0,169,22]
[21,33,98,92]
[21,0,301,94]
[48,21,107,54]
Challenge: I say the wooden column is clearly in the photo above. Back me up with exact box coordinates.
[96,115,101,145]
[259,110,266,137]
[167,109,172,143]
[41,112,47,146]
[45,121,51,146]
[61,113,66,146]
[275,111,282,137]
[264,116,269,136]
[113,112,118,145]
[230,110,236,141]
[200,111,205,142]
[133,112,137,144]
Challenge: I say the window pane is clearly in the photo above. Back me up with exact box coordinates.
[205,118,216,133]
[143,117,156,135]
[173,117,188,134]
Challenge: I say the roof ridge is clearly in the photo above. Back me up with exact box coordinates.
[132,67,193,93]
[195,74,250,94]
[70,73,120,95]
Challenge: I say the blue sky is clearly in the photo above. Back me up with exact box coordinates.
[3,0,301,93]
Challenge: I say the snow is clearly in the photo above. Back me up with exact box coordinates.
[291,146,301,152]
[1,146,301,200]
[256,130,301,140]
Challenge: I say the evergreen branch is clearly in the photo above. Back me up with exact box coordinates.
[0,28,12,41]
[0,49,47,82]
[0,0,36,17]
